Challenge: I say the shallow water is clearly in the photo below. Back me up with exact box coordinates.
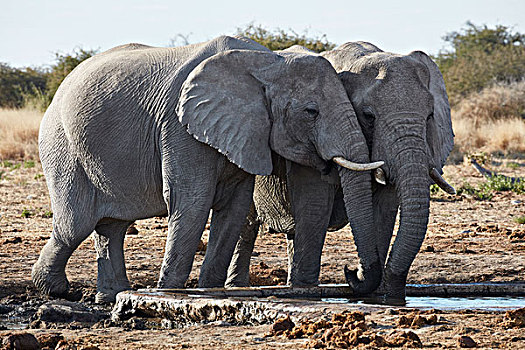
[322,296,525,310]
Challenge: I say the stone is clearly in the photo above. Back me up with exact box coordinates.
[2,332,40,350]
[270,315,294,335]
[457,335,477,348]
[36,333,64,349]
[33,300,106,324]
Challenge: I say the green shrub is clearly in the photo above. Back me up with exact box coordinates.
[457,182,494,200]
[0,64,47,109]
[21,209,32,218]
[236,23,335,53]
[457,176,524,200]
[0,48,97,111]
[515,216,525,224]
[43,49,97,108]
[435,22,525,106]
[24,160,35,168]
[481,175,524,193]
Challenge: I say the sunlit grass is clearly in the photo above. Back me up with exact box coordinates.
[0,108,42,160]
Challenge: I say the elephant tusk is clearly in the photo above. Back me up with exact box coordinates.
[429,168,456,195]
[374,168,387,185]
[333,157,384,171]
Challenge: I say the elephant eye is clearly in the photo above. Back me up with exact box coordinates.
[304,103,319,117]
[362,106,375,120]
[305,107,318,116]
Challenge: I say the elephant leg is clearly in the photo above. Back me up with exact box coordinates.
[32,170,98,297]
[371,184,399,295]
[225,203,260,287]
[93,220,133,303]
[287,162,335,286]
[32,215,97,297]
[157,192,214,288]
[200,175,255,287]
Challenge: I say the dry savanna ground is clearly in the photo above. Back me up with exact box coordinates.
[0,107,524,348]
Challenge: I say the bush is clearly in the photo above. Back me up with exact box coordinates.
[43,49,97,108]
[0,48,97,111]
[0,64,47,109]
[435,22,525,106]
[236,24,335,53]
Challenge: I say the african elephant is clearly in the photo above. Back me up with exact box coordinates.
[227,42,454,304]
[32,36,381,303]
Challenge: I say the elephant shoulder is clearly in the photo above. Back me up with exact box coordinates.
[335,41,383,55]
[207,35,271,52]
[279,45,315,55]
[103,43,153,54]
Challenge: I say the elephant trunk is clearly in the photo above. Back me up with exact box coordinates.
[339,167,382,294]
[315,103,382,295]
[383,136,430,302]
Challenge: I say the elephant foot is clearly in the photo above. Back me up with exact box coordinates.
[372,268,408,305]
[95,288,129,304]
[224,277,250,288]
[95,281,131,304]
[344,261,382,296]
[32,261,69,297]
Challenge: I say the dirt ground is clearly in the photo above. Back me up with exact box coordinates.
[0,157,524,349]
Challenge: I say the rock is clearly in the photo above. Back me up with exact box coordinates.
[0,304,13,314]
[196,239,207,255]
[32,300,106,325]
[511,200,522,205]
[55,339,73,350]
[2,332,40,350]
[423,245,435,252]
[270,315,295,336]
[125,225,139,235]
[397,312,437,328]
[503,307,525,328]
[36,333,64,349]
[457,335,477,348]
[3,237,22,244]
[388,330,422,348]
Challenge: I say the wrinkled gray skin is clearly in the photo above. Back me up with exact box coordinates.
[32,36,376,303]
[227,42,454,304]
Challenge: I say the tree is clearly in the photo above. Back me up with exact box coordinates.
[434,22,525,106]
[236,23,335,53]
[44,48,98,106]
[0,64,47,109]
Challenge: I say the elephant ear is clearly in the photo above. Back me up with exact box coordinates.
[177,50,282,175]
[409,51,454,172]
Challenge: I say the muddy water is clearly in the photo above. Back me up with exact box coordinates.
[323,296,525,310]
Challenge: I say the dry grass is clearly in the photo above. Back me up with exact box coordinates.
[0,108,43,160]
[452,81,525,155]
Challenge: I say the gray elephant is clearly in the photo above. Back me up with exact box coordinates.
[32,36,381,303]
[227,42,454,304]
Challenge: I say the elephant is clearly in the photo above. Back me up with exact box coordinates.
[226,42,454,304]
[32,36,382,303]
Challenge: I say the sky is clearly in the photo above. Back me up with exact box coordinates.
[1,0,524,68]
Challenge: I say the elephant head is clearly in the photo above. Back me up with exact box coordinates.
[177,49,383,287]
[322,42,454,303]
